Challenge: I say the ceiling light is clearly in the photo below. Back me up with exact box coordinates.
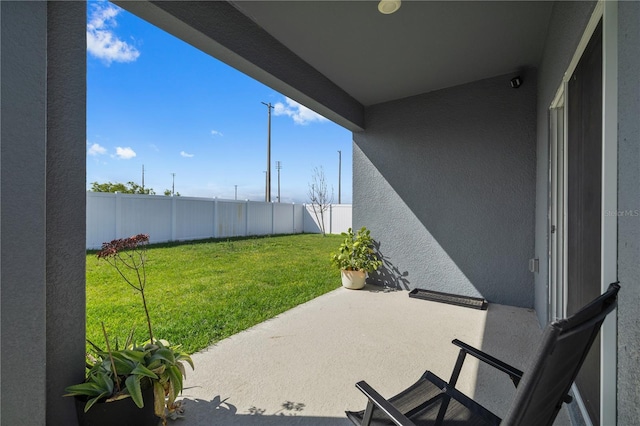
[378,0,401,15]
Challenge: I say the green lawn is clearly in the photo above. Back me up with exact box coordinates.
[86,234,343,354]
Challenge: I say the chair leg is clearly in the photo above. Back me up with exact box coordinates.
[361,400,374,426]
[448,349,467,387]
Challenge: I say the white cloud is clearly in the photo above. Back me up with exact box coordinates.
[87,2,140,65]
[273,97,328,125]
[87,143,107,156]
[211,130,224,137]
[115,147,136,160]
[180,151,194,158]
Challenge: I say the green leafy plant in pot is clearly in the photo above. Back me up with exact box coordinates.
[65,234,194,426]
[330,227,382,290]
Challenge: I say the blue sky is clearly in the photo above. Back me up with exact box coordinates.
[86,1,353,203]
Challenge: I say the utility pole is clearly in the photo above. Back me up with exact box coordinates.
[171,173,175,196]
[142,164,145,192]
[263,171,267,202]
[261,102,273,202]
[276,161,282,202]
[337,150,342,204]
[234,185,238,200]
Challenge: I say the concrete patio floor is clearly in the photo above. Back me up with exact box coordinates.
[174,286,571,425]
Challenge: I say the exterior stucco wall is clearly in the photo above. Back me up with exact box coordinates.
[0,2,86,424]
[45,2,87,424]
[533,0,597,325]
[353,72,536,307]
[617,1,640,422]
[1,2,48,422]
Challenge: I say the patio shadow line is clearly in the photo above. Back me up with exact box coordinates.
[178,396,351,425]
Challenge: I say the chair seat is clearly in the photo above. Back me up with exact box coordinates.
[346,372,500,426]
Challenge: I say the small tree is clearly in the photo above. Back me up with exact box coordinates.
[90,181,155,195]
[308,166,333,236]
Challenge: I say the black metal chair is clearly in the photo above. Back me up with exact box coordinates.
[346,282,620,426]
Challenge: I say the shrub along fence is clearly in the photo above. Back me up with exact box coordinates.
[86,192,352,249]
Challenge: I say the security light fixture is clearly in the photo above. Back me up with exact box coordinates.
[378,0,401,14]
[511,76,522,88]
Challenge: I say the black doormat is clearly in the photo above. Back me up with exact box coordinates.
[409,288,488,310]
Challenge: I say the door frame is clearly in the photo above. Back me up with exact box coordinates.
[548,96,566,322]
[548,1,618,425]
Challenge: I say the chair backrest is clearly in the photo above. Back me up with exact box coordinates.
[501,282,619,426]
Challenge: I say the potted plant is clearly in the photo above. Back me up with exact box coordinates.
[65,234,194,426]
[330,227,382,290]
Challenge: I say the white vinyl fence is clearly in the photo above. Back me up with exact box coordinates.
[87,192,352,249]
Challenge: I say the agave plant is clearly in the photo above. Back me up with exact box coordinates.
[65,327,194,423]
[65,234,194,425]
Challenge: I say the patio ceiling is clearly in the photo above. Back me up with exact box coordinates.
[116,1,554,131]
[230,1,553,106]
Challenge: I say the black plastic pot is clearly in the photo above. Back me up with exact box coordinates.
[74,387,159,426]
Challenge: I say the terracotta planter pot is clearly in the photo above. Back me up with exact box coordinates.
[74,387,158,426]
[341,269,367,290]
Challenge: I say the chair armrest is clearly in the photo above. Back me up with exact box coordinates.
[452,339,523,386]
[355,381,416,426]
